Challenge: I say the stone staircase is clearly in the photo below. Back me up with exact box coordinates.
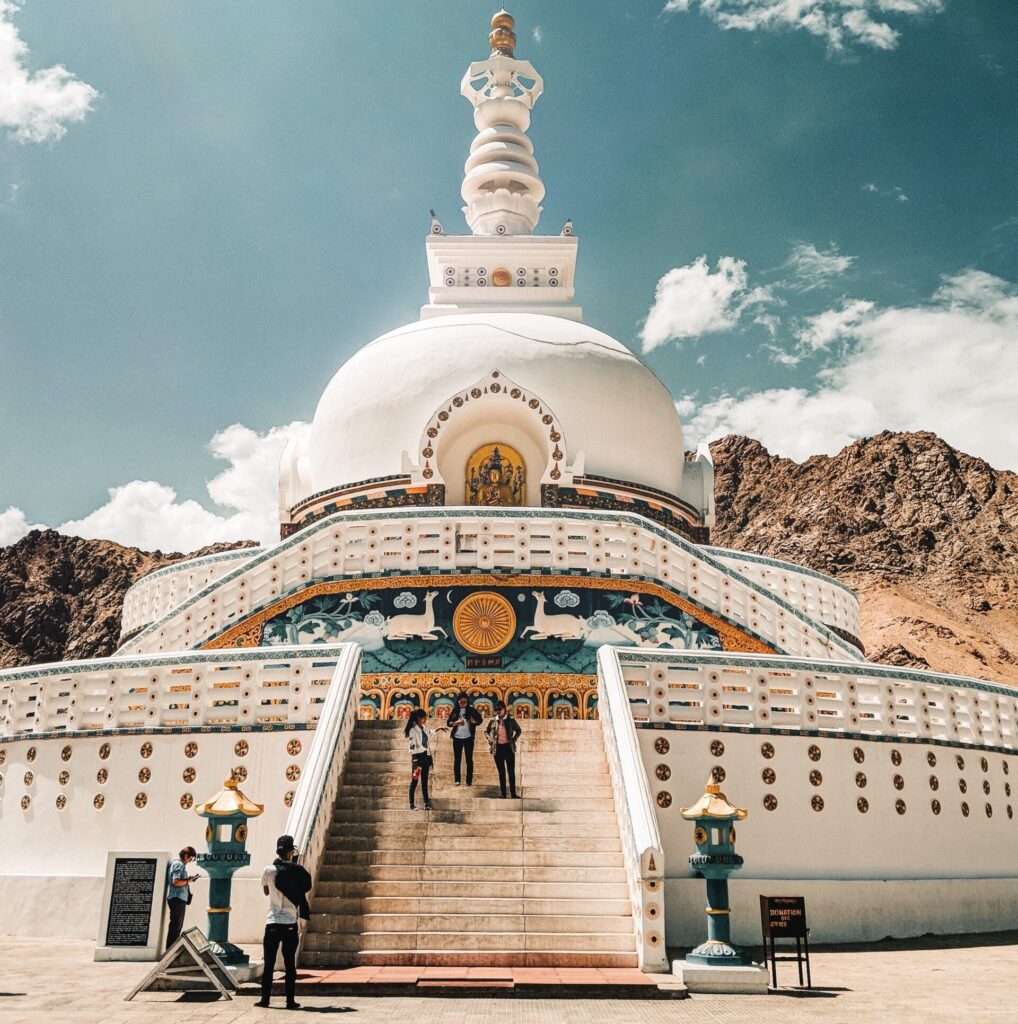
[302,717,638,967]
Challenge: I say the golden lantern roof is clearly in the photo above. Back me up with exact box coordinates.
[680,776,748,821]
[489,9,516,56]
[195,774,265,818]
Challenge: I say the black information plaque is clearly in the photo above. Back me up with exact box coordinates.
[105,857,158,947]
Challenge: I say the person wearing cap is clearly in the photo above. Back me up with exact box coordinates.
[256,834,312,1010]
[447,692,482,787]
[484,701,522,799]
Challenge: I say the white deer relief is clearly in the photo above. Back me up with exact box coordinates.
[384,591,449,641]
[519,591,589,641]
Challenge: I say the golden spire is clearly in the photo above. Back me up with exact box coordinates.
[679,775,749,821]
[195,773,265,818]
[489,9,516,57]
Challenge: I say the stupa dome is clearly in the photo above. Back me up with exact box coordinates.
[308,312,684,501]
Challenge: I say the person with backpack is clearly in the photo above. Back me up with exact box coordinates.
[256,834,312,1011]
[484,701,522,799]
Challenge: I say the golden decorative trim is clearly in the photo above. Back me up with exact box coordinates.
[203,573,776,655]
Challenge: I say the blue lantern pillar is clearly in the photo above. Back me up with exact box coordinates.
[195,774,264,966]
[679,774,752,966]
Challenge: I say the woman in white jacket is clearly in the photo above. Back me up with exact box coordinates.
[404,708,444,811]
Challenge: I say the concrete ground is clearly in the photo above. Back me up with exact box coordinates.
[0,934,1016,1023]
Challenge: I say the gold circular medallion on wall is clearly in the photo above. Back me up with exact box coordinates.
[929,775,939,791]
[0,750,6,765]
[808,744,822,762]
[855,772,867,788]
[135,793,147,809]
[140,743,153,759]
[94,794,105,809]
[233,766,248,782]
[99,743,111,760]
[693,826,708,845]
[809,770,823,787]
[654,737,670,755]
[234,740,249,758]
[986,803,993,818]
[56,795,67,810]
[452,592,516,654]
[931,798,941,815]
[895,799,906,815]
[20,795,30,810]
[1008,805,1013,819]
[284,791,294,807]
[710,740,725,757]
[959,779,968,794]
[927,751,937,767]
[857,797,869,813]
[61,745,72,762]
[961,801,970,817]
[853,747,865,764]
[981,757,989,773]
[656,791,672,808]
[58,770,70,786]
[491,267,513,287]
[811,795,824,812]
[711,765,726,784]
[891,749,902,766]
[185,742,198,758]
[286,764,301,782]
[180,793,193,810]
[287,739,302,757]
[183,767,196,783]
[956,755,965,771]
[655,764,671,781]
[138,767,151,784]
[762,767,776,785]
[23,771,33,787]
[761,742,775,760]
[763,794,778,811]
[1004,761,1010,776]
[893,774,904,791]
[26,747,36,763]
[96,768,108,784]
[983,780,991,795]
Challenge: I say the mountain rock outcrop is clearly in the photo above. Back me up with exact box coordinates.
[0,531,255,670]
[709,431,1018,685]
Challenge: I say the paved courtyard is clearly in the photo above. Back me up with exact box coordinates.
[0,934,1016,1024]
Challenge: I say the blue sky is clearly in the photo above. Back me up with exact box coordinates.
[0,0,1015,549]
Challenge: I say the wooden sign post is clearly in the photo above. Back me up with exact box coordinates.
[759,894,811,989]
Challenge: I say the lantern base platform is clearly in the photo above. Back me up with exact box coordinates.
[672,959,768,994]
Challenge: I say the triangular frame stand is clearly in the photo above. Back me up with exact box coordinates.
[125,927,238,1001]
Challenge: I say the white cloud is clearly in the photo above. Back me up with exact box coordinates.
[0,505,44,545]
[784,242,855,290]
[2,421,310,551]
[862,182,909,202]
[0,0,98,142]
[663,0,943,53]
[641,256,773,351]
[532,26,543,43]
[796,298,874,350]
[681,269,1018,470]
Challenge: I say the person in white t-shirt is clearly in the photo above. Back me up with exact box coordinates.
[256,834,312,1010]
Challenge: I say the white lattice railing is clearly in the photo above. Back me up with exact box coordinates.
[282,643,362,956]
[613,649,1018,750]
[0,646,347,738]
[706,547,860,644]
[118,508,862,664]
[597,645,667,973]
[121,548,263,637]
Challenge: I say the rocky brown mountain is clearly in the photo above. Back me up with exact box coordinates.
[0,531,255,669]
[709,431,1018,686]
[1,430,1014,685]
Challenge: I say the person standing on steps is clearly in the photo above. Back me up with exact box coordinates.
[256,834,312,1011]
[164,846,199,949]
[485,701,522,799]
[405,708,444,811]
[447,692,482,787]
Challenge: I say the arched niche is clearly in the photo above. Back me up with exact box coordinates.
[412,370,576,506]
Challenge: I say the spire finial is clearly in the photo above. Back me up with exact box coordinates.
[489,9,516,57]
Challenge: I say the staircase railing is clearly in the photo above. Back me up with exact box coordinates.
[282,642,362,955]
[597,645,668,973]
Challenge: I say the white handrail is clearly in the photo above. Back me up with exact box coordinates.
[596,644,667,973]
[281,643,362,952]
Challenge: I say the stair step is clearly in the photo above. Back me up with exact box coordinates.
[321,850,624,868]
[300,951,639,969]
[333,797,612,812]
[310,913,636,935]
[310,896,633,917]
[314,880,631,900]
[303,930,636,953]
[317,864,628,884]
